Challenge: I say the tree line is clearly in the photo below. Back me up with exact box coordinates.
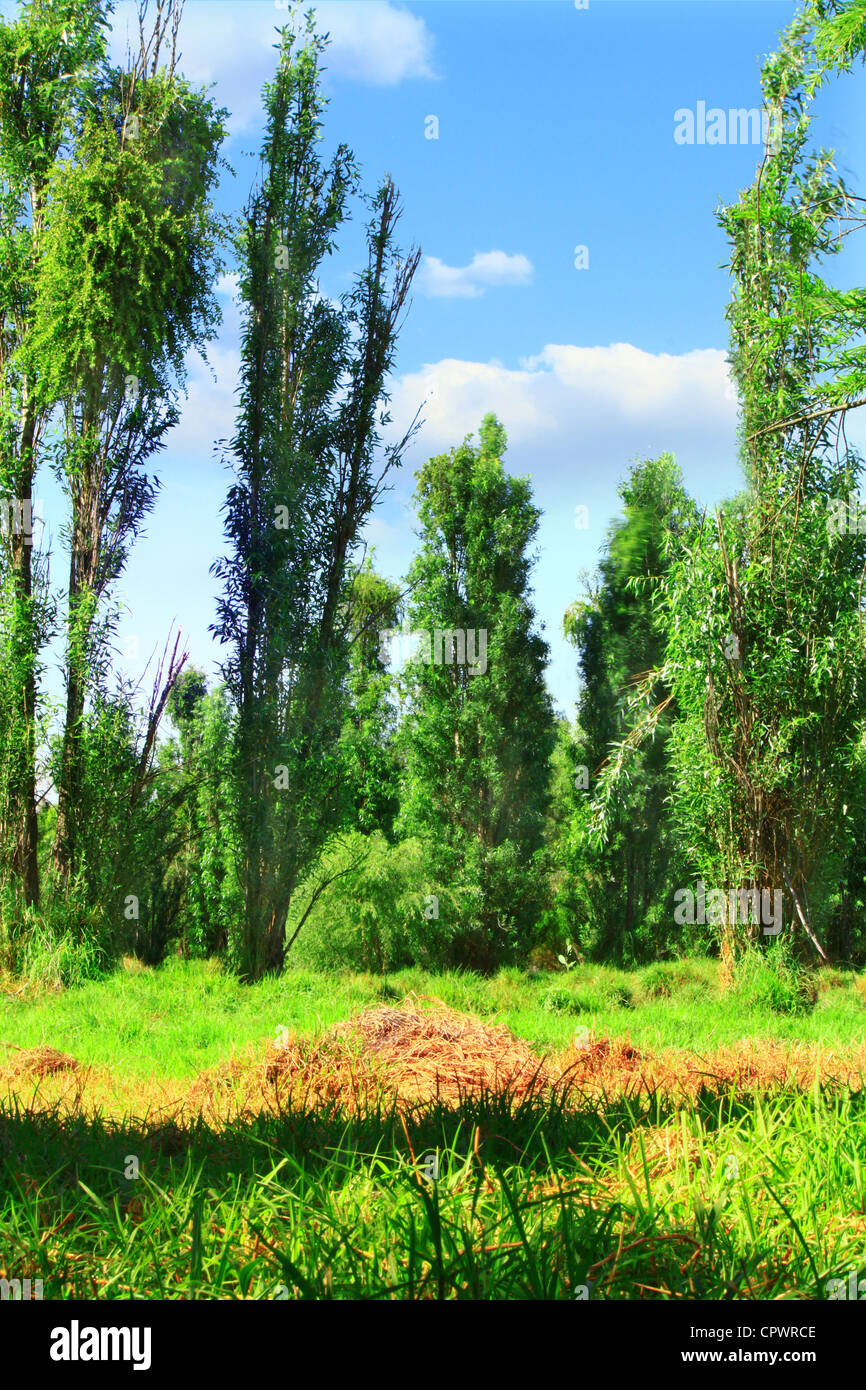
[1,0,865,984]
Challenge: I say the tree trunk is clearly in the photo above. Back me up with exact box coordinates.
[51,546,91,889]
[7,400,40,908]
[8,532,39,908]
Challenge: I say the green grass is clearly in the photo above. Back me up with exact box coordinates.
[2,955,865,1079]
[3,955,866,1299]
[2,1081,866,1299]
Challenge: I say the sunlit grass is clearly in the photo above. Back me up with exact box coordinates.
[2,956,866,1299]
[2,956,865,1079]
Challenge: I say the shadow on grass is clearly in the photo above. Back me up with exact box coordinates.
[1,1082,861,1299]
[0,1080,794,1186]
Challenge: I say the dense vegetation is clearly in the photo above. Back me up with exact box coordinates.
[2,958,866,1301]
[3,0,866,1311]
[1,0,865,997]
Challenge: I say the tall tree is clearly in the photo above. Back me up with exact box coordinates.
[165,667,241,959]
[26,0,227,886]
[592,0,866,967]
[398,414,556,971]
[564,454,697,963]
[339,560,403,841]
[0,0,108,912]
[212,14,419,980]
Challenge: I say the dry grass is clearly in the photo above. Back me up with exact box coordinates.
[554,1034,866,1099]
[2,996,866,1126]
[332,998,551,1103]
[182,997,550,1122]
[0,1044,80,1078]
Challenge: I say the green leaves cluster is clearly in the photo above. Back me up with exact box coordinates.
[397,414,556,970]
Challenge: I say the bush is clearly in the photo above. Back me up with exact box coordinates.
[638,957,716,1002]
[731,946,817,1016]
[13,911,108,989]
[541,977,632,1015]
[602,981,634,1009]
[541,985,581,1014]
[287,832,463,973]
[640,963,674,998]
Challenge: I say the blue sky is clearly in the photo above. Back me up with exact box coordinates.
[11,0,866,717]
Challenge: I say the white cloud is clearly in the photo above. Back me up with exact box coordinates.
[389,343,736,481]
[312,1,436,85]
[152,336,742,717]
[215,272,240,299]
[107,1,436,134]
[419,251,534,299]
[164,336,739,500]
[167,341,241,463]
[369,342,743,716]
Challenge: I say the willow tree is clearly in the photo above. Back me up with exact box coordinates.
[591,0,866,967]
[0,0,108,913]
[212,15,419,980]
[24,0,226,887]
[563,455,698,964]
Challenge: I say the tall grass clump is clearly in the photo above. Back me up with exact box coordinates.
[730,944,817,1017]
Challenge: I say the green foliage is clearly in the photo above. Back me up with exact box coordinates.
[560,456,698,963]
[730,943,818,1017]
[584,6,866,967]
[4,0,866,998]
[10,903,108,988]
[28,70,226,409]
[398,415,556,970]
[287,831,462,973]
[656,3,866,959]
[42,671,189,966]
[638,958,715,1002]
[29,10,228,888]
[0,0,111,911]
[164,674,242,961]
[212,15,418,979]
[541,964,636,1015]
[338,562,403,840]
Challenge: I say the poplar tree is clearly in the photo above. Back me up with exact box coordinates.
[398,414,556,970]
[563,455,697,962]
[213,15,419,980]
[25,0,227,886]
[590,0,866,966]
[339,561,403,841]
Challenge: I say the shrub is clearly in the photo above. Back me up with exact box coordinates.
[287,832,463,973]
[541,978,632,1015]
[640,963,674,999]
[13,909,108,989]
[731,947,817,1016]
[638,958,715,1002]
[541,985,578,1014]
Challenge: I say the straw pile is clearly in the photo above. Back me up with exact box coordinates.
[330,1001,551,1104]
[5,1000,866,1125]
[0,1045,80,1079]
[553,1034,866,1098]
